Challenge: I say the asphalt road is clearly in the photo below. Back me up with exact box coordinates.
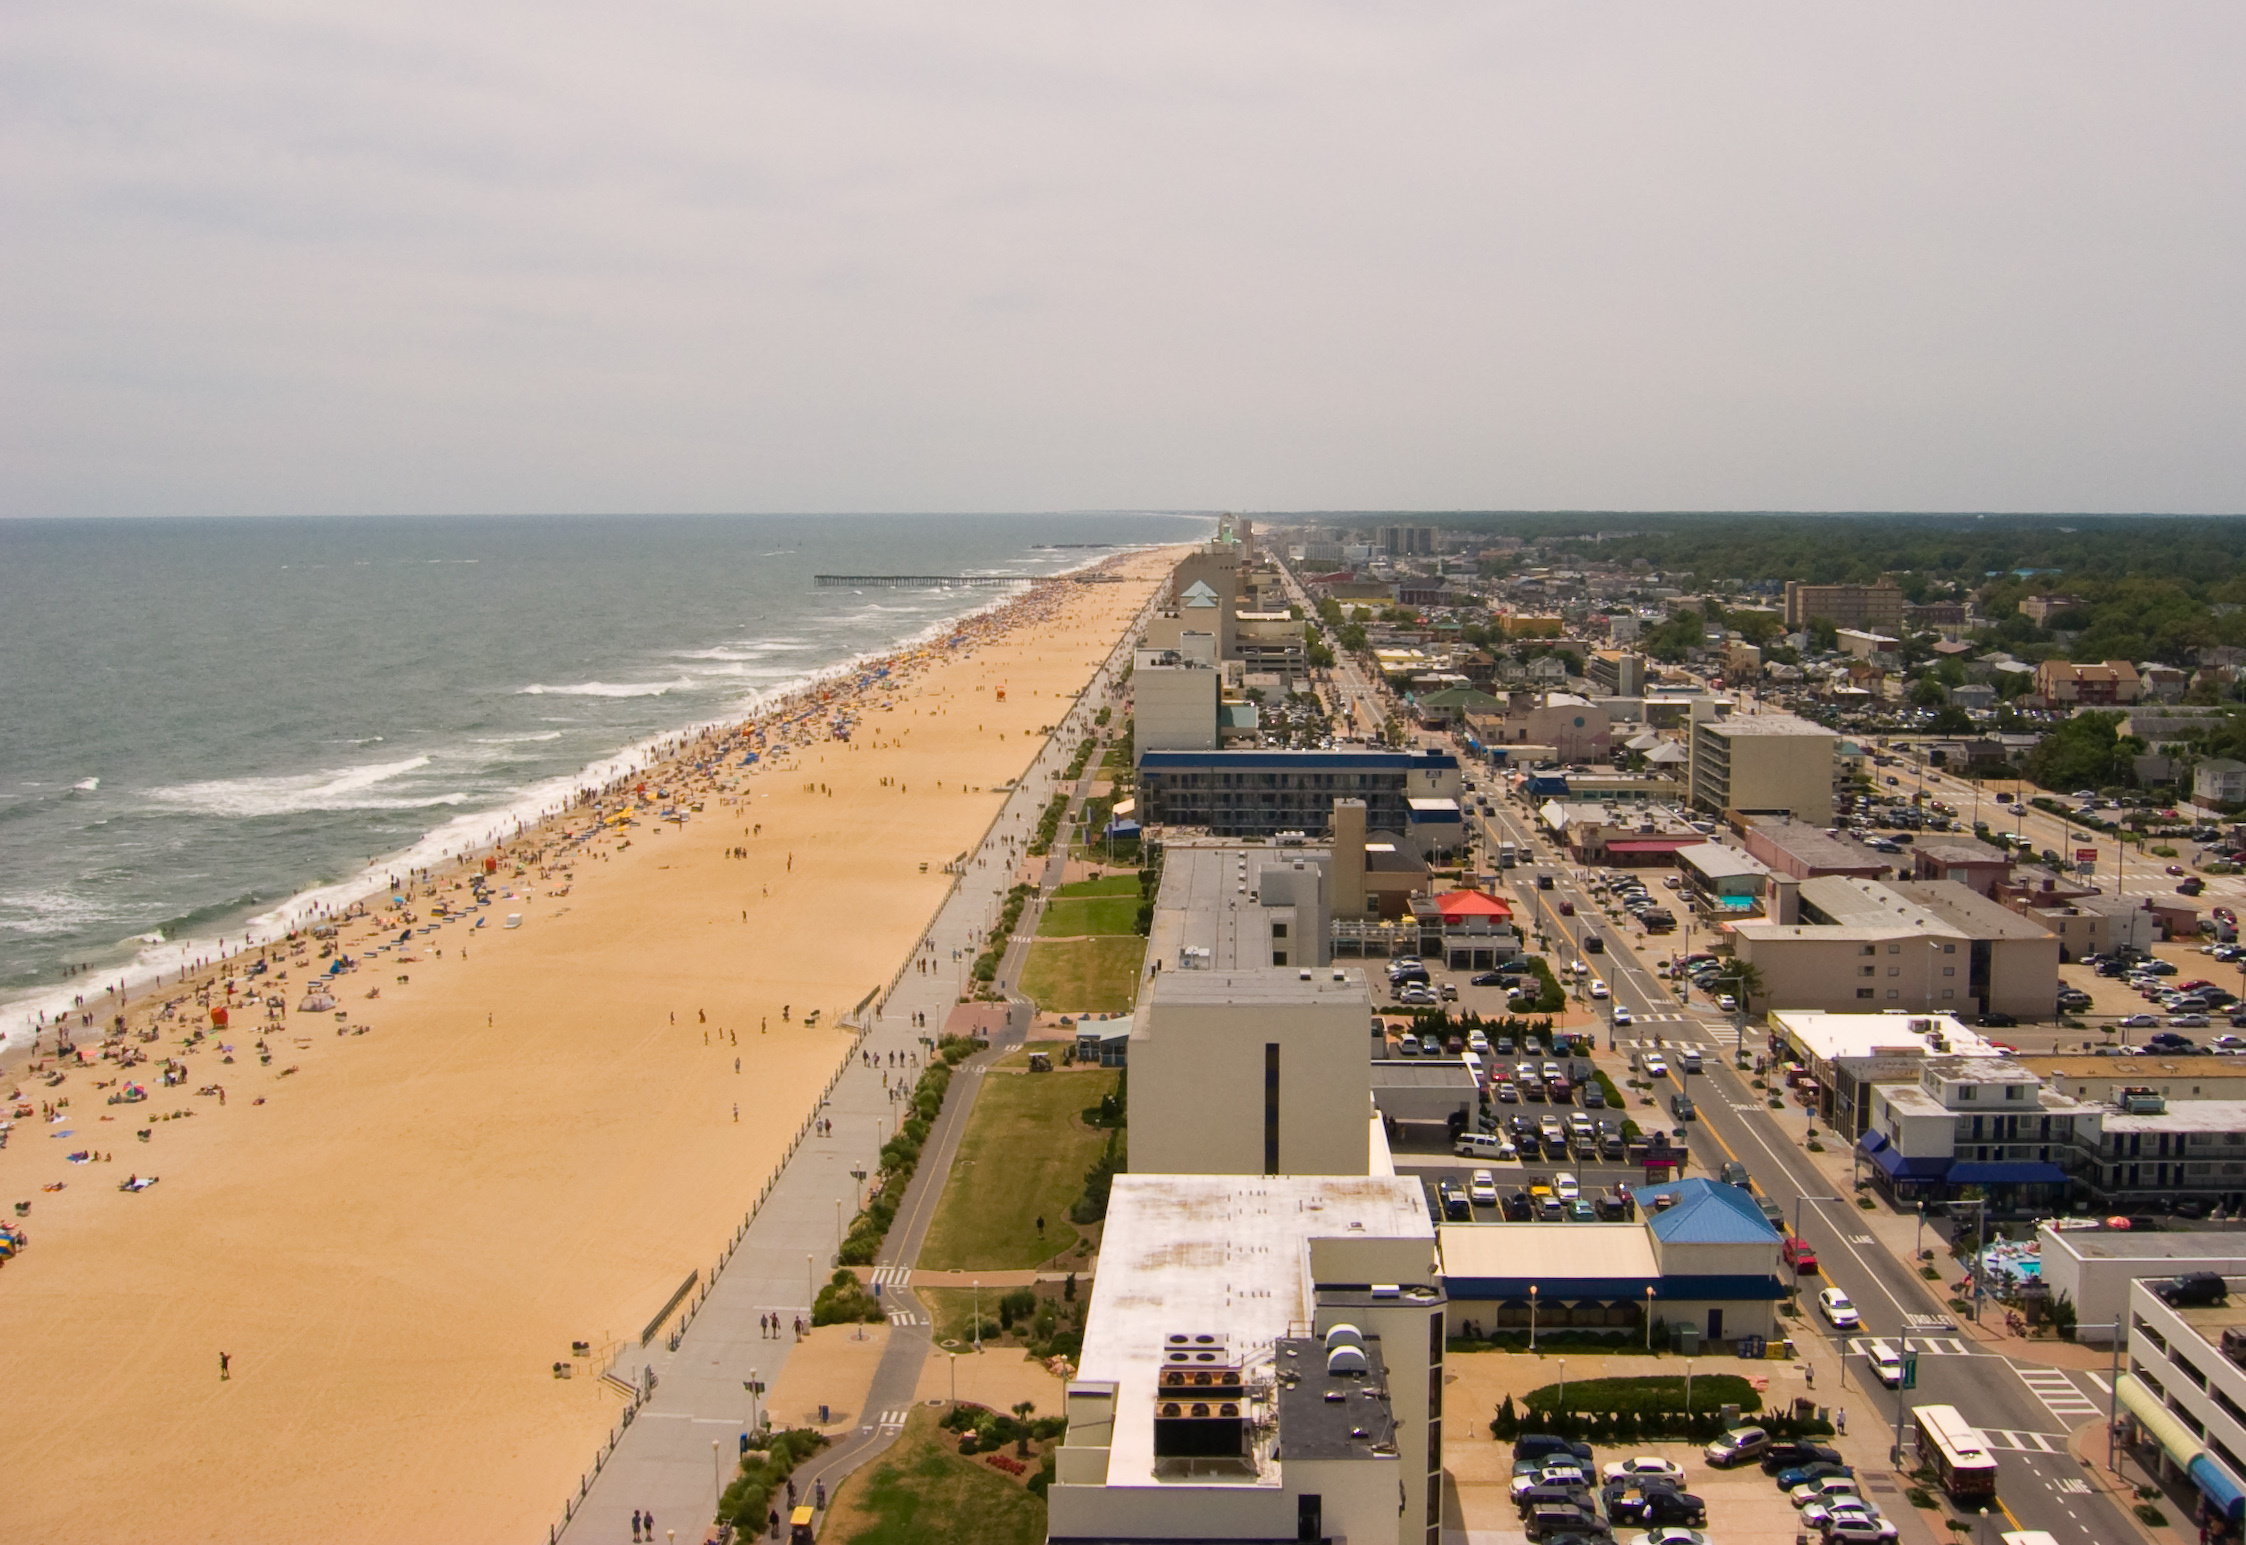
[1451,788,2140,1544]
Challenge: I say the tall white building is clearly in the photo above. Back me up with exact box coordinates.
[1047,1173,1445,1545]
[1131,967,1374,1178]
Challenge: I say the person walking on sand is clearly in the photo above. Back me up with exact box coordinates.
[219,1351,230,1381]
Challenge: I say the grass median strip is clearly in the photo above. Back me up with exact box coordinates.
[1018,936,1143,1014]
[919,1066,1120,1271]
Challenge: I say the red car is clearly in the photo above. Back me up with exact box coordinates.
[1558,900,1575,915]
[1782,1236,1819,1274]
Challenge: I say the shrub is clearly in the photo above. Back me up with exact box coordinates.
[813,1267,883,1325]
[2135,1504,2169,1527]
[998,1287,1039,1328]
[719,1428,828,1531]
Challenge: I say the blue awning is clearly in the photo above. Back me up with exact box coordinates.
[1947,1160,2068,1186]
[1863,1142,1951,1181]
[1857,1131,1890,1155]
[2190,1454,2246,1524]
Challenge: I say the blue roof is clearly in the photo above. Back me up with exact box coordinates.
[1137,749,1459,771]
[1638,1178,1783,1245]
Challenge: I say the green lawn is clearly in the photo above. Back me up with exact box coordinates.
[1052,874,1139,899]
[1018,936,1144,1013]
[827,1409,1046,1545]
[1034,895,1139,937]
[918,1067,1120,1271]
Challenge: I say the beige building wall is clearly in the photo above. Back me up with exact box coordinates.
[1733,928,2057,1018]
[1130,969,1374,1177]
[1133,656,1219,752]
[1689,718,1835,824]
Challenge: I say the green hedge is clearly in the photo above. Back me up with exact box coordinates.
[837,1043,974,1264]
[720,1428,828,1532]
[1491,1379,1831,1445]
[1525,1373,1762,1416]
[972,884,1037,982]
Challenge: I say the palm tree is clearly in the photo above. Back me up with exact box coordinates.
[1013,1400,1037,1457]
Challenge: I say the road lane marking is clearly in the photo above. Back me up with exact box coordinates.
[2013,1363,2102,1419]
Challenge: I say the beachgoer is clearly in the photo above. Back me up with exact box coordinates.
[219,1350,230,1380]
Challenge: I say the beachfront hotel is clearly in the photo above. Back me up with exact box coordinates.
[1046,1173,1447,1545]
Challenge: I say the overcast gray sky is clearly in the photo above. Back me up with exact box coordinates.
[5,2,2243,517]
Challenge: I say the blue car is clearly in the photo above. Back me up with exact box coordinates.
[1775,1462,1853,1490]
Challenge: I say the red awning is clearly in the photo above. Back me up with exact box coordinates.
[1606,838,1701,853]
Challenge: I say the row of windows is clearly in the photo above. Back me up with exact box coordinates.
[1855,987,1960,999]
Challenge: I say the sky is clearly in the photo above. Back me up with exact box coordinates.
[4,2,2244,518]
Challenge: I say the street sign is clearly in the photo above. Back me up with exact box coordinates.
[1900,1353,1918,1390]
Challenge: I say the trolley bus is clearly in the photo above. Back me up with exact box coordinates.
[1913,1404,1999,1501]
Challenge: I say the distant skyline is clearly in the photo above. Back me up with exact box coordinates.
[5,3,2245,519]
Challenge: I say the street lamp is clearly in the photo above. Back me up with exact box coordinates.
[1646,1285,1656,1351]
[713,1439,723,1507]
[1792,1196,1838,1298]
[974,1279,982,1352]
[1529,1284,1539,1353]
[1558,1358,1566,1415]
[1684,1358,1695,1419]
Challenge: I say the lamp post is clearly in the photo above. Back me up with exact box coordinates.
[1792,1195,1838,1299]
[1646,1285,1657,1352]
[746,1370,762,1434]
[1684,1357,1695,1419]
[713,1439,722,1507]
[1529,1285,1539,1353]
[974,1279,982,1352]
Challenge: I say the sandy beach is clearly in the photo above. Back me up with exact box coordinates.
[0,548,1174,1543]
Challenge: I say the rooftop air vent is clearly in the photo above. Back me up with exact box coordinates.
[1326,1346,1369,1376]
[1323,1324,1364,1349]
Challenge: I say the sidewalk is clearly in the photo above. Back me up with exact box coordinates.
[552,617,1147,1545]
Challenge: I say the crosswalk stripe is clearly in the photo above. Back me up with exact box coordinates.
[886,1310,924,1326]
[869,1265,910,1284]
[878,1408,908,1430]
[2013,1364,2103,1417]
[1981,1429,2068,1453]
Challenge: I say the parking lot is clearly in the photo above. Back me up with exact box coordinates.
[1440,1392,1898,1545]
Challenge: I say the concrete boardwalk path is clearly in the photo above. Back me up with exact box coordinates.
[555,632,1141,1545]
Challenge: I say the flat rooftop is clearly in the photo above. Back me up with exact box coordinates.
[1697,713,1832,739]
[2046,1228,2246,1263]
[1079,1174,1432,1490]
[2105,1101,2246,1135]
[1272,1335,1398,1462]
[1144,967,1372,1011]
[1143,840,1332,973]
[1770,1011,1995,1063]
[1745,819,1891,873]
[1439,1222,1659,1284]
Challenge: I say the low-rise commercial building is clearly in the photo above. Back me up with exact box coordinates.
[1767,1010,1996,1137]
[1437,1178,1786,1348]
[1739,814,1893,882]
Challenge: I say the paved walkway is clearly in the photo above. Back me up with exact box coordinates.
[553,617,1146,1545]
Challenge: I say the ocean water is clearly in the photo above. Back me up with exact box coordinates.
[0,512,1206,1039]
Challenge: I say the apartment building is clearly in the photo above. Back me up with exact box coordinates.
[1586,650,1647,698]
[1134,748,1462,838]
[1134,643,1221,752]
[1782,578,1905,632]
[2035,658,2142,706]
[1730,876,2059,1020]
[1687,713,1837,824]
[1856,1054,2092,1211]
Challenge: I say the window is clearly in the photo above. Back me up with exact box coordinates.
[1888,966,1901,976]
[1860,965,1876,977]
[1958,1085,1976,1101]
[1271,922,1288,939]
[1941,988,1956,999]
[1943,966,1956,977]
[1888,943,1902,954]
[1857,988,1874,999]
[1886,989,1900,999]
[1943,942,1956,954]
[1860,944,1876,956]
[2006,1085,2024,1100]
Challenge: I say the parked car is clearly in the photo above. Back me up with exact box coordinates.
[1820,1514,1900,1543]
[1776,1461,1854,1490]
[1613,1491,1706,1527]
[1602,1457,1687,1486]
[1704,1425,1770,1466]
[1760,1441,1844,1475]
[1790,1476,1863,1508]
